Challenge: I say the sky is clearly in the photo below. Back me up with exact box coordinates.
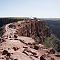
[0,0,60,18]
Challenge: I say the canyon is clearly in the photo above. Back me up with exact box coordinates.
[0,18,60,60]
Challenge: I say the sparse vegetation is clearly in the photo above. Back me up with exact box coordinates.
[34,36,40,43]
[43,34,55,48]
[42,34,60,52]
[32,42,39,45]
[33,34,60,52]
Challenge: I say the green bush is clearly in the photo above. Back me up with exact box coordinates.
[42,34,60,52]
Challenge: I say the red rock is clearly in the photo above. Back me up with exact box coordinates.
[34,45,39,50]
[40,55,46,60]
[13,47,19,51]
[17,19,51,43]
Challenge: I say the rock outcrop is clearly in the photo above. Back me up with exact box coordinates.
[16,18,51,43]
[0,37,60,60]
[0,18,51,43]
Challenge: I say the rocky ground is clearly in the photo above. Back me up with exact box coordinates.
[0,19,60,60]
[0,35,60,60]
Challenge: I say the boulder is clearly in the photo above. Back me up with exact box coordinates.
[13,47,19,51]
[40,55,46,60]
[55,54,60,57]
[34,45,39,50]
[51,58,55,60]
[2,50,8,55]
[48,48,55,54]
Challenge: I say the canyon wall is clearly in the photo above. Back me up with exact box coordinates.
[0,18,51,43]
[0,18,24,27]
[16,18,51,43]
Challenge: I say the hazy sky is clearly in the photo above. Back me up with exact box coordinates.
[0,0,60,18]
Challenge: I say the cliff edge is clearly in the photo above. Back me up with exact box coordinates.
[0,18,60,60]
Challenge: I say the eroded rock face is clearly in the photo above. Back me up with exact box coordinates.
[0,18,24,27]
[17,18,51,43]
[0,18,51,43]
